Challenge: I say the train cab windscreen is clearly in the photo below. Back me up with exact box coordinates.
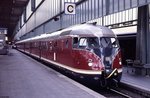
[100,37,119,48]
[78,37,100,49]
[78,37,119,58]
[78,37,118,49]
[78,37,100,56]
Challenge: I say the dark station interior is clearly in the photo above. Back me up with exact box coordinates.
[118,34,136,64]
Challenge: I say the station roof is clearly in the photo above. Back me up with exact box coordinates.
[0,0,29,40]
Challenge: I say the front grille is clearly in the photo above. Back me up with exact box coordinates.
[105,65,111,69]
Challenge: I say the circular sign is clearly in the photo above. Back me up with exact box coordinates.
[65,3,76,15]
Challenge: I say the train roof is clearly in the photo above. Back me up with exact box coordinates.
[63,24,115,37]
[16,24,116,43]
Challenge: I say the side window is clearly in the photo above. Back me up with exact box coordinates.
[65,40,69,48]
[46,42,48,50]
[41,42,43,49]
[79,38,87,48]
[73,37,78,48]
[49,42,52,51]
[54,41,57,47]
[34,42,36,48]
[111,38,118,47]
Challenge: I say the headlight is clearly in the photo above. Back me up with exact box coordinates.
[106,69,110,73]
[114,72,117,76]
[88,59,93,67]
[119,58,122,65]
[88,62,93,66]
[119,61,122,65]
[105,57,111,61]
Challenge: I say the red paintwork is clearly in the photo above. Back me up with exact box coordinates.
[16,36,102,71]
[17,36,122,71]
[112,50,122,69]
[31,42,40,57]
[24,42,30,53]
[72,49,104,70]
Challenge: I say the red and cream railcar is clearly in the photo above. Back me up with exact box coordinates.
[16,23,122,86]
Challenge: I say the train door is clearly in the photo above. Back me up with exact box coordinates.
[47,40,53,60]
[56,38,64,63]
[23,43,25,52]
[41,41,47,59]
[45,41,49,59]
[72,37,80,67]
[30,42,33,54]
[53,39,58,61]
[29,42,31,54]
[39,41,41,58]
[59,37,73,66]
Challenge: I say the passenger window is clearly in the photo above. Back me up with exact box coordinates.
[46,42,48,50]
[73,37,78,48]
[65,40,69,48]
[49,42,52,50]
[54,41,57,47]
[79,38,87,48]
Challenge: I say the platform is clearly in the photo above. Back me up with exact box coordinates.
[0,49,105,98]
[121,67,150,93]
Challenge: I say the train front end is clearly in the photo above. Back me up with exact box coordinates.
[77,36,122,87]
[74,25,122,87]
[99,37,122,87]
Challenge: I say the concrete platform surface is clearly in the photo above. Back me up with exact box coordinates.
[0,49,105,98]
[121,67,150,92]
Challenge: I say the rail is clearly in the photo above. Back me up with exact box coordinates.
[109,88,132,98]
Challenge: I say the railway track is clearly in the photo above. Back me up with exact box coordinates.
[71,77,150,98]
[99,84,150,98]
[94,87,132,98]
[109,88,132,98]
[70,79,143,98]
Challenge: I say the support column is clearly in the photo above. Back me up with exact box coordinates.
[136,5,150,64]
[147,5,150,64]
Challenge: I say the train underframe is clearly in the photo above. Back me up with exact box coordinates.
[58,65,122,87]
